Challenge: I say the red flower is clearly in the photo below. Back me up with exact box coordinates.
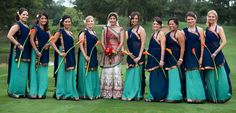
[165,48,173,55]
[192,48,196,55]
[143,51,150,55]
[201,43,207,47]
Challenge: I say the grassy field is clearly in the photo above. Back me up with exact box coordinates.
[0,22,236,113]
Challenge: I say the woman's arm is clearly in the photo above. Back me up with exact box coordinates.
[134,26,146,63]
[116,27,124,51]
[177,30,185,66]
[79,32,90,61]
[29,28,41,57]
[212,26,227,59]
[198,27,205,65]
[50,32,66,57]
[101,28,106,50]
[159,31,166,66]
[7,24,23,50]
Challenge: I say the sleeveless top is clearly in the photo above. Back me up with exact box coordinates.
[34,25,50,65]
[202,26,225,68]
[183,27,201,70]
[14,21,30,62]
[164,31,180,68]
[145,31,161,71]
[126,26,145,68]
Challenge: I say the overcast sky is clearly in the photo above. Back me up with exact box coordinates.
[54,0,75,7]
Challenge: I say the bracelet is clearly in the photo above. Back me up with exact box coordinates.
[35,49,39,54]
[16,43,20,47]
[178,58,183,61]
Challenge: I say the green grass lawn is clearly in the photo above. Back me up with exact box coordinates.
[0,22,236,113]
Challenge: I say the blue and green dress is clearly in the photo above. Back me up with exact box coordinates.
[54,28,79,100]
[164,31,183,102]
[202,26,232,103]
[77,28,100,100]
[145,32,168,101]
[183,27,206,102]
[122,27,145,100]
[8,21,30,98]
[29,25,50,98]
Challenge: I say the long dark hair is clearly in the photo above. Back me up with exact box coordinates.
[36,12,49,31]
[129,11,141,27]
[60,15,72,27]
[16,8,28,21]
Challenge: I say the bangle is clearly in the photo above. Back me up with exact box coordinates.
[179,58,183,61]
[35,49,39,54]
[16,43,20,47]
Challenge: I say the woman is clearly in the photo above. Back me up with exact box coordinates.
[77,16,100,100]
[145,17,167,102]
[7,8,30,98]
[122,11,146,101]
[202,10,231,103]
[29,12,50,99]
[51,15,79,100]
[165,17,185,102]
[100,12,124,99]
[183,11,206,103]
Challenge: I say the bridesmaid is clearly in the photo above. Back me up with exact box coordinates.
[122,11,146,101]
[145,17,168,102]
[202,10,232,103]
[100,12,124,99]
[165,17,185,102]
[7,8,30,98]
[29,12,50,99]
[183,11,206,103]
[51,15,79,100]
[77,15,100,100]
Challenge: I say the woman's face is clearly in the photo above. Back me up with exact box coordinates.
[152,21,161,31]
[39,15,48,26]
[131,15,139,26]
[207,13,217,24]
[19,11,28,22]
[63,18,71,29]
[86,18,94,29]
[168,20,178,31]
[109,15,117,26]
[187,16,196,27]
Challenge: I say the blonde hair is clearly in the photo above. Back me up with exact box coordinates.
[84,15,94,23]
[206,10,218,27]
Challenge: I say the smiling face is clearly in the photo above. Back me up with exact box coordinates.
[39,15,48,26]
[19,11,28,22]
[168,20,178,31]
[108,15,117,26]
[63,18,71,29]
[187,16,196,27]
[86,18,94,29]
[152,21,161,31]
[207,13,217,25]
[131,15,139,26]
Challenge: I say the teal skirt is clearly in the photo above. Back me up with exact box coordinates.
[77,52,100,99]
[8,50,29,97]
[56,47,79,99]
[166,67,182,102]
[122,65,143,100]
[29,49,48,97]
[186,70,206,102]
[205,66,231,102]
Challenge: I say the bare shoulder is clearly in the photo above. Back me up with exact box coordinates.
[217,25,224,32]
